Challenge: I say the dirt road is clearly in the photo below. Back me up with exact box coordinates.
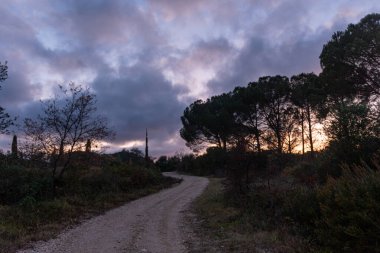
[18,172,208,253]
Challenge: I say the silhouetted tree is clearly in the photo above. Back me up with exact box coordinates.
[180,94,237,151]
[291,73,322,155]
[320,13,380,100]
[11,135,17,158]
[85,139,91,153]
[257,76,295,153]
[0,61,12,134]
[232,83,264,152]
[24,83,112,183]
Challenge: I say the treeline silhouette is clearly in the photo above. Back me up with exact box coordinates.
[157,13,380,252]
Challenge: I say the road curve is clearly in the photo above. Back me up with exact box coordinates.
[18,172,209,253]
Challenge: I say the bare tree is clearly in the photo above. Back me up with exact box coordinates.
[0,61,13,134]
[24,83,112,181]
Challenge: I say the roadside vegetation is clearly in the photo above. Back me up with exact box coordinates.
[0,151,178,253]
[159,13,380,253]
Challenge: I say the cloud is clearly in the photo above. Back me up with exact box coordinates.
[162,38,236,100]
[92,64,187,149]
[207,0,379,94]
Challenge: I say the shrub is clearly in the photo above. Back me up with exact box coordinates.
[62,164,162,198]
[316,165,380,252]
[283,186,320,234]
[0,166,53,204]
[285,161,319,186]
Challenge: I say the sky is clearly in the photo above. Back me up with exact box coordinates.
[0,0,379,157]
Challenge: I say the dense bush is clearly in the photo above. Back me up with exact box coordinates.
[162,147,228,176]
[316,166,380,252]
[283,161,380,252]
[0,165,53,204]
[0,154,163,205]
[317,137,380,181]
[156,155,181,172]
[285,160,319,186]
[62,164,162,198]
[283,186,320,234]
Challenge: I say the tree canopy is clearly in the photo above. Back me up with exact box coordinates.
[320,13,380,100]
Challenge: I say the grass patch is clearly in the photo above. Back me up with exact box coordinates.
[192,178,313,253]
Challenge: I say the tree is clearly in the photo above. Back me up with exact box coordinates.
[325,102,373,144]
[180,93,237,151]
[24,83,112,181]
[232,83,264,152]
[0,61,8,83]
[85,139,91,153]
[291,73,322,155]
[11,135,17,158]
[257,76,295,153]
[320,13,380,100]
[0,61,12,134]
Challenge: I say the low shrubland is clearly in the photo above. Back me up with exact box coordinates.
[0,152,178,253]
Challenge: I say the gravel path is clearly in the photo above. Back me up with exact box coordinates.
[18,172,209,253]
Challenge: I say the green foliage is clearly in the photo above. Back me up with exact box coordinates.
[284,159,380,252]
[0,165,53,205]
[318,137,380,180]
[112,148,146,165]
[285,160,319,186]
[63,164,162,199]
[316,166,380,252]
[155,155,181,172]
[283,187,320,233]
[174,147,228,176]
[326,102,374,143]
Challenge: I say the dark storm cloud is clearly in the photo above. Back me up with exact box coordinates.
[207,2,370,93]
[48,0,162,49]
[92,64,187,146]
[208,32,329,93]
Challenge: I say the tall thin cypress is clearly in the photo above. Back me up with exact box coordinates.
[85,139,91,153]
[11,134,17,158]
[145,129,149,161]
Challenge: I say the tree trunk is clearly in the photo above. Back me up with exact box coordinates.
[255,131,261,153]
[306,105,314,156]
[301,110,305,155]
[255,116,261,152]
[276,132,282,154]
[222,138,227,152]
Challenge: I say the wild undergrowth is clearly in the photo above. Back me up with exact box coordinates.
[0,157,179,253]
